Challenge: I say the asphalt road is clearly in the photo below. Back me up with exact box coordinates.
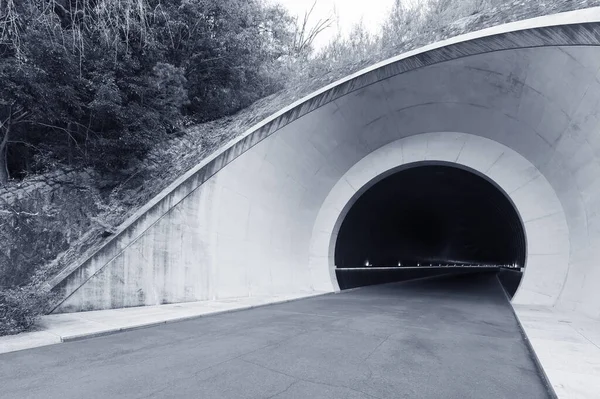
[0,273,551,399]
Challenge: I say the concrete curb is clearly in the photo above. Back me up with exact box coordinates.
[6,284,423,349]
[49,292,333,345]
[512,312,559,399]
[498,275,559,399]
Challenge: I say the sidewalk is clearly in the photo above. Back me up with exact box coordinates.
[514,305,600,399]
[0,292,327,354]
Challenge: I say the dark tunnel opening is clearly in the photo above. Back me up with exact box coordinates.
[334,163,526,296]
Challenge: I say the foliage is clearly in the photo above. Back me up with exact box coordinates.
[0,284,56,336]
[0,0,294,183]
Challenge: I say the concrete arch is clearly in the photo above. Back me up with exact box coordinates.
[309,133,569,306]
[48,9,600,320]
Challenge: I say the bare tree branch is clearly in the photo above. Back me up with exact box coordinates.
[291,0,334,57]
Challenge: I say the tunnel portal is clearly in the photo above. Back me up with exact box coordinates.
[334,163,526,293]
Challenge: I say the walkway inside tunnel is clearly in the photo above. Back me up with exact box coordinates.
[335,163,526,295]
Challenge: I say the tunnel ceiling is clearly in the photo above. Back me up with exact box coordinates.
[335,164,526,268]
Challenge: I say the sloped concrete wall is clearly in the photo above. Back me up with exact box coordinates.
[50,9,600,319]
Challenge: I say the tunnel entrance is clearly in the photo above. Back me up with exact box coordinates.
[334,162,526,296]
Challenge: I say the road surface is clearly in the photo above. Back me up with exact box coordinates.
[0,273,551,398]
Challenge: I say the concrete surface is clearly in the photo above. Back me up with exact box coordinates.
[310,134,569,301]
[0,293,325,354]
[45,8,600,320]
[515,305,600,399]
[1,273,552,399]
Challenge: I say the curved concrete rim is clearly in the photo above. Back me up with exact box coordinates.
[308,132,569,305]
[47,8,600,301]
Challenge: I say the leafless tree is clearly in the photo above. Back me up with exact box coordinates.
[291,0,334,57]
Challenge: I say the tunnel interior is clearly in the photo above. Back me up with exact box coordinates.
[334,163,526,293]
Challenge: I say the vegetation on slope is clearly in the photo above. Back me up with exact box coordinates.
[1,0,599,335]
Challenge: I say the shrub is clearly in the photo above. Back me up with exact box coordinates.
[0,284,57,336]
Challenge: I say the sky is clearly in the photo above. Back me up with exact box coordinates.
[272,0,398,49]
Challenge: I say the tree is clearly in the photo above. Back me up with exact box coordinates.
[152,0,295,120]
[0,0,299,183]
[381,0,426,49]
[0,104,29,184]
[290,0,334,58]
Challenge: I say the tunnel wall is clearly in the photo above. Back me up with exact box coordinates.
[49,8,600,318]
